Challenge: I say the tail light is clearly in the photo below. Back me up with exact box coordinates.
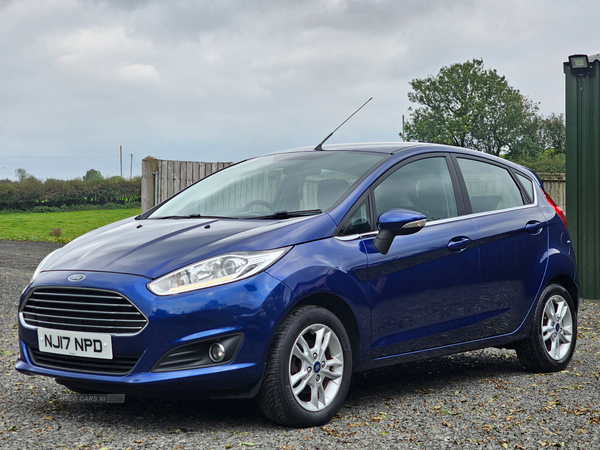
[542,189,568,230]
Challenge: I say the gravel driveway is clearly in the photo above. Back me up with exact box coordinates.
[1,240,599,449]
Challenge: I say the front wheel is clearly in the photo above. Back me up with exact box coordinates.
[516,284,577,372]
[257,305,352,427]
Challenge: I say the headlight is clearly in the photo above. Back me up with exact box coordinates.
[147,247,291,296]
[30,249,59,283]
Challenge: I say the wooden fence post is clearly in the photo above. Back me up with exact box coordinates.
[141,156,159,213]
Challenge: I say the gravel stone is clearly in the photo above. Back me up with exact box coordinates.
[1,240,599,449]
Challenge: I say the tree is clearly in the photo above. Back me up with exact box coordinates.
[507,112,566,160]
[543,113,566,154]
[509,114,546,160]
[83,169,103,181]
[405,59,539,156]
[15,168,29,182]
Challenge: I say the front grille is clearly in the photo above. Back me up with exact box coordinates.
[21,288,148,334]
[28,347,139,375]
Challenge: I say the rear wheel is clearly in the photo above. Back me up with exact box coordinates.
[516,284,577,372]
[257,305,352,427]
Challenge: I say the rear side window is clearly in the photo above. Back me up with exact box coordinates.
[457,158,525,213]
[374,157,458,222]
[515,172,535,203]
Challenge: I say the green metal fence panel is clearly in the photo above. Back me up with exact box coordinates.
[564,56,600,300]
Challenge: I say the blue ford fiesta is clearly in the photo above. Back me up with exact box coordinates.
[16,143,577,427]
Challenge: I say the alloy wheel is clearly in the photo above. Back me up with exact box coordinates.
[288,323,344,412]
[541,294,573,361]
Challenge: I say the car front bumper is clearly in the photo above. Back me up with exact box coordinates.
[16,269,294,398]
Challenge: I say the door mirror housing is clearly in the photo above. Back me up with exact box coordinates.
[374,209,427,255]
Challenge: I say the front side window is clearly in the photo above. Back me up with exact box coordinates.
[457,158,525,213]
[147,151,387,219]
[338,197,371,235]
[374,157,458,222]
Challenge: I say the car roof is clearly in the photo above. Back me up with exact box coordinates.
[271,142,423,154]
[265,142,539,181]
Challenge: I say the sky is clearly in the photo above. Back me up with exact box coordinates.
[1,0,599,181]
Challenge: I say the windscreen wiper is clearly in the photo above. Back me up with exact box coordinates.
[152,214,204,219]
[251,209,322,219]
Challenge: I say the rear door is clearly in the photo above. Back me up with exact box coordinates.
[453,156,548,338]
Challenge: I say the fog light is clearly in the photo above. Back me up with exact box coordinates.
[209,342,226,363]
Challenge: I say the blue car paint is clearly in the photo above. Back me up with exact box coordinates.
[15,143,578,398]
[469,205,549,338]
[17,269,295,396]
[40,213,339,279]
[366,216,481,357]
[265,236,372,370]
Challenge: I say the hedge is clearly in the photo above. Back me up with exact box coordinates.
[0,178,141,211]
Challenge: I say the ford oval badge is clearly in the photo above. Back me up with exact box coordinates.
[68,274,86,282]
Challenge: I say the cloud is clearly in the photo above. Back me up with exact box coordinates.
[1,0,599,180]
[118,64,160,83]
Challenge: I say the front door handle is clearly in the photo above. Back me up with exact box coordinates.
[525,220,543,235]
[448,236,471,253]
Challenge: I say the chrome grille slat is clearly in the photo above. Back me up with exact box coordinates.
[23,312,146,323]
[22,288,148,334]
[32,291,124,300]
[24,305,142,315]
[31,299,133,307]
[23,319,144,330]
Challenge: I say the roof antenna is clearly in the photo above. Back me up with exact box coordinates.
[314,97,373,151]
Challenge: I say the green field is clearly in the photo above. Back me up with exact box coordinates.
[0,209,140,243]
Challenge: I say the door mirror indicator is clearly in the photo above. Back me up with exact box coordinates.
[374,209,427,255]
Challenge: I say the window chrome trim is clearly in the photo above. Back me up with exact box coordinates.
[465,202,538,220]
[424,215,470,227]
[334,187,540,238]
[334,231,378,241]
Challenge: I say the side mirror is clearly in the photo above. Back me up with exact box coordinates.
[374,209,427,255]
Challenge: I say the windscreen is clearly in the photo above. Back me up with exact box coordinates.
[147,151,387,219]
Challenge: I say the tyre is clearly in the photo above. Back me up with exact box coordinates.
[257,305,352,427]
[516,284,577,372]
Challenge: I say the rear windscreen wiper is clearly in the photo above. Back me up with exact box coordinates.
[251,209,322,219]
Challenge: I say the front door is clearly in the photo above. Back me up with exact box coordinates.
[367,156,481,358]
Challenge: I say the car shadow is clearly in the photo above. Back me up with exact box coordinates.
[34,348,526,431]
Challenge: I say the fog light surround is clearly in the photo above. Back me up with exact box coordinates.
[209,342,226,363]
[151,333,244,373]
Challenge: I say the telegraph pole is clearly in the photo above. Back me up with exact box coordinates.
[120,145,123,178]
[402,115,406,142]
[399,115,406,142]
[130,154,133,180]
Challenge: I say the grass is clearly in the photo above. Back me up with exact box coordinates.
[0,209,140,243]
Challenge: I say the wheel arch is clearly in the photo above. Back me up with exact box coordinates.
[293,293,361,370]
[546,274,579,311]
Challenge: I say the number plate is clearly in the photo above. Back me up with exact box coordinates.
[37,328,113,360]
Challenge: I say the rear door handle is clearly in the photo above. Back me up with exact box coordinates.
[525,220,543,235]
[448,236,471,253]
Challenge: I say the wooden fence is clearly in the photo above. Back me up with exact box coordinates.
[141,156,566,215]
[538,173,566,213]
[141,157,232,212]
